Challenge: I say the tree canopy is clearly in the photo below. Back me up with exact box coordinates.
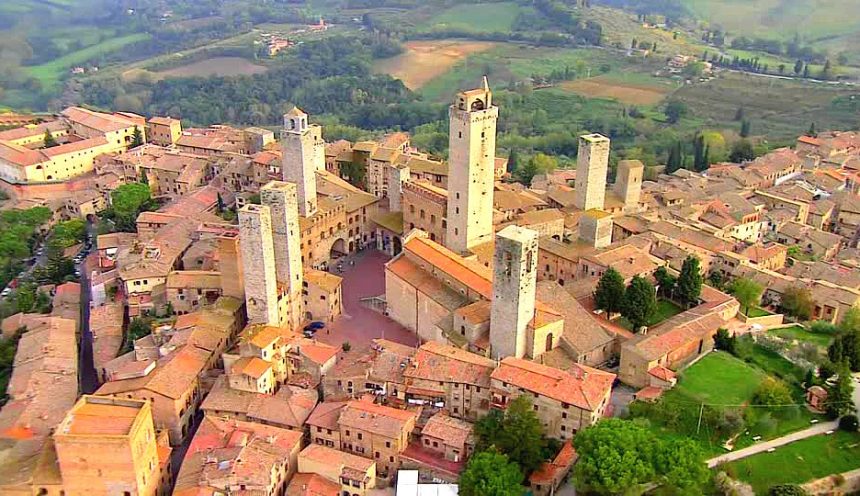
[677,256,703,306]
[780,286,814,321]
[459,451,524,496]
[474,396,549,475]
[109,182,152,232]
[594,267,626,315]
[574,419,708,495]
[622,275,657,331]
[729,277,763,316]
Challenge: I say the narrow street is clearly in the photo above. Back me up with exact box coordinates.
[77,222,99,394]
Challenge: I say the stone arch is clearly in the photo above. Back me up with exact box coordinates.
[470,98,485,111]
[330,238,347,257]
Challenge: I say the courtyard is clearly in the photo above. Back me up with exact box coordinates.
[313,249,419,351]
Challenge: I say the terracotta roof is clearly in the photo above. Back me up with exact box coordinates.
[232,356,271,379]
[305,401,348,431]
[62,106,139,133]
[402,236,493,298]
[492,357,615,411]
[404,342,495,387]
[338,399,417,439]
[647,365,676,382]
[176,415,303,494]
[167,270,222,289]
[298,443,374,474]
[287,473,340,496]
[202,376,317,429]
[62,398,142,436]
[97,345,208,400]
[634,386,665,401]
[292,337,338,365]
[529,441,576,484]
[421,412,473,448]
[304,269,343,293]
[241,324,283,349]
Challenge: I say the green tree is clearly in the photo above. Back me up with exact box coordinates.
[131,125,144,147]
[828,330,859,372]
[516,153,557,186]
[677,256,703,306]
[729,277,763,315]
[594,268,625,315]
[740,119,751,138]
[473,396,547,475]
[803,63,810,78]
[753,377,793,406]
[110,182,151,232]
[216,193,225,213]
[51,219,87,248]
[622,276,657,331]
[820,59,833,80]
[664,100,688,124]
[734,106,745,121]
[125,317,153,351]
[506,149,518,174]
[43,129,58,148]
[729,139,755,162]
[666,140,683,174]
[807,122,817,137]
[654,266,676,297]
[769,484,809,496]
[824,362,856,419]
[714,328,736,354]
[574,419,657,495]
[459,451,523,496]
[780,286,814,321]
[653,438,710,492]
[793,59,804,75]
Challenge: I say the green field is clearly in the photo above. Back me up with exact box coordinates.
[675,351,765,405]
[682,0,860,42]
[673,71,860,140]
[769,325,834,348]
[417,2,525,33]
[26,33,150,90]
[724,431,860,494]
[417,43,651,102]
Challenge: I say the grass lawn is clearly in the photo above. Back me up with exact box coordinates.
[769,325,834,348]
[675,351,765,405]
[724,431,860,494]
[744,306,772,318]
[26,33,151,90]
[741,343,807,386]
[418,2,524,33]
[616,299,684,331]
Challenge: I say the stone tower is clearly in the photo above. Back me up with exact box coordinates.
[218,233,244,300]
[574,133,611,211]
[282,107,323,217]
[614,159,644,211]
[387,164,410,213]
[490,225,539,360]
[446,76,498,254]
[580,209,613,249]
[238,204,280,326]
[260,181,303,294]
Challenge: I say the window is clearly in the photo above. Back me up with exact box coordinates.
[386,441,391,448]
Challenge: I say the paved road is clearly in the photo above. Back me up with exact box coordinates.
[707,420,840,468]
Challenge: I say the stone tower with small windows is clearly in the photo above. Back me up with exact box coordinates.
[261,180,303,328]
[575,133,611,211]
[615,159,644,212]
[446,76,498,254]
[238,204,281,326]
[490,225,539,360]
[282,107,322,217]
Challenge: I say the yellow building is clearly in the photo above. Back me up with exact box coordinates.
[53,395,172,496]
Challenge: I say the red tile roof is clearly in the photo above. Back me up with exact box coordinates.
[492,358,614,411]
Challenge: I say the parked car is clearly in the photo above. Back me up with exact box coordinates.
[302,328,316,338]
[306,321,326,330]
[1,288,11,298]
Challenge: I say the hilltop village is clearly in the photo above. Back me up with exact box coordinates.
[1,78,860,495]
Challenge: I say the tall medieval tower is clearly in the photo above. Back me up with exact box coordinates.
[614,159,644,212]
[261,181,304,328]
[282,107,323,217]
[574,133,611,211]
[238,204,281,326]
[490,225,539,360]
[446,77,498,254]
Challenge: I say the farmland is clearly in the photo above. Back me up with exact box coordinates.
[416,2,525,34]
[560,74,676,106]
[372,40,498,90]
[156,57,269,79]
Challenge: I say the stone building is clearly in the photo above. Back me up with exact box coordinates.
[574,133,610,211]
[490,225,539,359]
[446,77,498,254]
[53,396,172,496]
[262,180,305,330]
[297,444,377,495]
[239,203,285,326]
[490,358,615,440]
[282,107,322,216]
[336,399,418,480]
